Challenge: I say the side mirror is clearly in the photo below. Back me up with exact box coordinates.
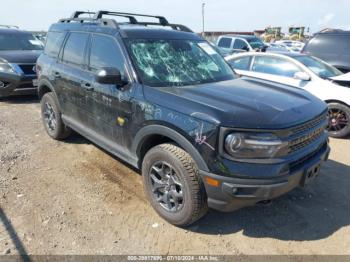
[95,67,126,86]
[242,46,249,51]
[294,71,311,81]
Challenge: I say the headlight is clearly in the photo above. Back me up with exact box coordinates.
[0,62,15,74]
[224,132,288,159]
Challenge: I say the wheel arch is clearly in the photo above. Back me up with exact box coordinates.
[38,79,56,99]
[132,125,209,172]
[325,99,350,107]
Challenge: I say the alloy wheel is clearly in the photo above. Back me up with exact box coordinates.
[327,108,349,134]
[43,102,57,131]
[149,161,184,212]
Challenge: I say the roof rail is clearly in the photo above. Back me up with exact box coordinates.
[0,25,19,29]
[58,11,193,33]
[59,17,118,29]
[94,11,169,26]
[70,11,95,18]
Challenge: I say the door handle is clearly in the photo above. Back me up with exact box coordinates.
[81,82,94,91]
[54,71,61,78]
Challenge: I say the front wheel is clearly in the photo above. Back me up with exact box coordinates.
[327,103,350,138]
[142,144,208,226]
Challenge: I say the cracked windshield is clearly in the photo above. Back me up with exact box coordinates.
[128,39,234,87]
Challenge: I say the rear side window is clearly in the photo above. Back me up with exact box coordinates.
[62,32,89,66]
[218,37,232,48]
[228,56,251,70]
[89,35,126,75]
[252,56,301,77]
[305,34,350,55]
[305,35,334,54]
[44,31,65,57]
[233,39,248,50]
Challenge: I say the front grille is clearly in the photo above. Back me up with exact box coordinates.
[287,112,327,154]
[289,142,327,172]
[289,126,325,153]
[290,113,327,136]
[17,83,35,89]
[18,64,36,75]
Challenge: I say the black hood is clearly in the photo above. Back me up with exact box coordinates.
[0,50,42,64]
[144,77,327,129]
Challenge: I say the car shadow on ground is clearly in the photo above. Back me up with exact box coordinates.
[189,159,350,241]
[0,95,39,104]
[62,132,92,145]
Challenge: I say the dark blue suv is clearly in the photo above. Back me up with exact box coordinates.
[0,27,43,98]
[36,11,330,226]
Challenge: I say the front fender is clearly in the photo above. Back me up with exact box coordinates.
[132,124,209,172]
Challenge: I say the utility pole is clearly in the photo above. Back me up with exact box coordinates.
[202,2,205,37]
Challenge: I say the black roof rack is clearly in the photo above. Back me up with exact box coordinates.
[58,10,193,33]
[94,11,169,26]
[70,11,95,18]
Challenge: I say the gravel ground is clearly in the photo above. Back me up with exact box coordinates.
[0,96,350,256]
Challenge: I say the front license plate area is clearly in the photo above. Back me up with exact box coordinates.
[301,162,321,187]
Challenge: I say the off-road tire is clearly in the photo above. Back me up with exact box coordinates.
[142,143,208,226]
[40,92,71,140]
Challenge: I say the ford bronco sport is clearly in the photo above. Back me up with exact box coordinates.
[37,11,330,226]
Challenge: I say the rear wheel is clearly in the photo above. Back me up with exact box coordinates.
[142,144,208,226]
[40,92,71,140]
[327,103,350,138]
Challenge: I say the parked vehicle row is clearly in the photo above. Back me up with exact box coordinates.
[226,52,350,138]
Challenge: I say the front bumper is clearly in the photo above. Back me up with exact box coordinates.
[0,72,37,97]
[199,143,330,212]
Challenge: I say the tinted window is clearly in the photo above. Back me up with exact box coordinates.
[305,34,350,55]
[44,31,65,57]
[89,35,126,75]
[246,37,264,49]
[218,37,232,48]
[62,32,89,65]
[228,56,251,70]
[252,56,301,77]
[305,35,334,54]
[233,39,248,50]
[0,32,43,51]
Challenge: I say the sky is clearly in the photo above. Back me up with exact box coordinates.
[1,0,349,33]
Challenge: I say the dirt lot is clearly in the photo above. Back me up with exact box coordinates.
[0,96,350,256]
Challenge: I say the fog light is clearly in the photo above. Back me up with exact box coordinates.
[0,81,5,88]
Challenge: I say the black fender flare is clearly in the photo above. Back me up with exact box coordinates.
[132,125,209,172]
[38,79,62,107]
[38,79,55,97]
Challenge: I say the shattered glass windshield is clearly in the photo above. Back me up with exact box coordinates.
[127,39,235,87]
